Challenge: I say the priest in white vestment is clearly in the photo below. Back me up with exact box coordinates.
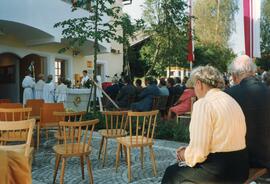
[43,75,55,103]
[22,71,35,105]
[55,78,68,103]
[35,74,45,99]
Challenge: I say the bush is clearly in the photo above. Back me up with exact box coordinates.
[155,116,190,143]
[84,111,106,130]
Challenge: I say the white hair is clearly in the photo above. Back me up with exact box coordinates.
[228,55,257,78]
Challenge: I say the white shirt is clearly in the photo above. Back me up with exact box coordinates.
[22,75,35,105]
[35,79,45,99]
[55,83,68,103]
[43,81,55,103]
[81,75,89,86]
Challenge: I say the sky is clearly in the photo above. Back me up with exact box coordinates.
[123,0,259,57]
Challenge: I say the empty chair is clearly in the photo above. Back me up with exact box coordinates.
[115,110,159,182]
[37,103,65,149]
[98,111,128,166]
[53,111,85,143]
[53,119,99,184]
[26,99,44,120]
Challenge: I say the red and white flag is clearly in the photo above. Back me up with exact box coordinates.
[243,0,261,58]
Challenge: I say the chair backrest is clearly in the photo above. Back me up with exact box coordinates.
[152,96,160,110]
[0,108,32,121]
[58,119,99,153]
[0,103,22,108]
[26,99,44,116]
[0,99,11,104]
[40,103,65,125]
[0,119,35,156]
[102,111,128,134]
[127,110,159,144]
[53,111,85,122]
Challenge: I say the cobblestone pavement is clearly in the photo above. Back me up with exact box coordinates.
[32,131,186,184]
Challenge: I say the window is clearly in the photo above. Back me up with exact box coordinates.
[54,59,66,83]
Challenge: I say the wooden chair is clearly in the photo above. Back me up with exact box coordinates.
[0,119,35,168]
[115,110,159,182]
[26,99,44,120]
[53,111,86,143]
[98,111,128,167]
[244,168,268,184]
[0,107,31,121]
[176,97,197,124]
[53,119,99,184]
[37,103,65,149]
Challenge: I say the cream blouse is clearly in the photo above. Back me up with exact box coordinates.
[184,88,246,167]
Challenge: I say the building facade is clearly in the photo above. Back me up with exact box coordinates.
[0,0,124,102]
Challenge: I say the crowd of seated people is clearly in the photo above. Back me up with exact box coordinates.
[104,75,194,117]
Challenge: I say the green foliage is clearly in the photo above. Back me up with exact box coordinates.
[193,0,238,46]
[193,44,236,73]
[140,0,190,76]
[155,116,190,143]
[256,0,270,70]
[84,111,106,130]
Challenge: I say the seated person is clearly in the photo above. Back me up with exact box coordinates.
[131,76,160,111]
[104,78,121,100]
[167,79,195,119]
[158,78,169,96]
[162,66,249,183]
[134,78,143,98]
[115,76,136,109]
[174,77,185,97]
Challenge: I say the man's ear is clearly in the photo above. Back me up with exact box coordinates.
[232,75,239,85]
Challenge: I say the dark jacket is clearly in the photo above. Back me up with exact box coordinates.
[131,84,160,111]
[225,76,270,168]
[116,84,136,108]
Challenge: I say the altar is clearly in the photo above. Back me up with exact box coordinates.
[65,88,92,112]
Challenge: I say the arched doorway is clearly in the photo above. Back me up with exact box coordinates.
[20,54,45,102]
[0,53,21,102]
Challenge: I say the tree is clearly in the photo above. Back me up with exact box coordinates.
[140,0,190,76]
[193,43,235,73]
[193,0,238,46]
[120,14,144,77]
[256,0,270,70]
[54,0,124,111]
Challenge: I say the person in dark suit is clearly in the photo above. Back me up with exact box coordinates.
[115,76,136,109]
[131,76,160,111]
[225,55,270,169]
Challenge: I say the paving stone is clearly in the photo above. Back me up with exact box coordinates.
[32,131,186,184]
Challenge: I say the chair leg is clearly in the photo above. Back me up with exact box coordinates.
[37,124,40,149]
[80,156,85,180]
[140,146,144,169]
[86,156,94,184]
[98,136,104,160]
[53,154,61,184]
[115,143,121,172]
[60,157,66,184]
[102,138,108,167]
[149,145,157,176]
[127,147,132,182]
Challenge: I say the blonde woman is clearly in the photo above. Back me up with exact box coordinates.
[162,66,248,183]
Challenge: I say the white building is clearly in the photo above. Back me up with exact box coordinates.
[0,0,124,102]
